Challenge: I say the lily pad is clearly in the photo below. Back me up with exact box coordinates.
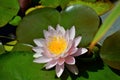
[0,51,120,80]
[100,30,120,70]
[17,5,100,47]
[0,51,60,80]
[40,0,71,8]
[0,0,20,27]
[12,43,33,52]
[69,0,113,15]
[78,64,120,80]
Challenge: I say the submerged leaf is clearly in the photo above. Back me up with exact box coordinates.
[100,30,120,70]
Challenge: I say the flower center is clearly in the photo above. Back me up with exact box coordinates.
[47,36,67,55]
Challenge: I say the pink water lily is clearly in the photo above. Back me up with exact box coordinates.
[33,24,88,77]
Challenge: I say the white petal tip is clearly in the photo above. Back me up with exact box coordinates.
[81,48,88,54]
[69,26,75,40]
[74,72,79,75]
[33,54,42,58]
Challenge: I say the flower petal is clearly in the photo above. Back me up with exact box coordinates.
[74,36,82,47]
[33,56,52,63]
[43,30,50,39]
[67,44,78,55]
[33,53,42,58]
[56,24,65,35]
[81,48,88,54]
[65,30,70,42]
[56,64,64,77]
[69,26,75,40]
[57,58,65,65]
[73,48,88,56]
[48,25,55,31]
[33,38,45,47]
[65,56,75,65]
[42,47,54,58]
[33,47,43,53]
[66,64,79,75]
[45,60,57,69]
[62,40,73,57]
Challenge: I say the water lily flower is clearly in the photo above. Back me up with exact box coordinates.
[33,24,88,77]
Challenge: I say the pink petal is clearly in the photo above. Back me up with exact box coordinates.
[70,48,78,55]
[33,53,42,58]
[56,64,64,77]
[32,47,43,53]
[65,56,75,65]
[42,47,54,58]
[63,40,73,57]
[48,25,55,31]
[43,30,50,39]
[66,64,79,75]
[69,26,75,40]
[33,38,45,47]
[56,24,65,35]
[67,44,78,55]
[73,48,88,56]
[33,56,52,63]
[57,58,65,65]
[45,60,57,69]
[81,48,88,54]
[74,36,82,47]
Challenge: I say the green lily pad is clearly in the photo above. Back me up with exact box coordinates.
[82,0,96,2]
[60,5,99,47]
[78,64,120,80]
[0,0,20,27]
[40,0,71,8]
[17,5,100,47]
[100,30,120,70]
[17,8,60,45]
[69,0,113,15]
[0,51,120,80]
[12,43,33,52]
[0,51,61,80]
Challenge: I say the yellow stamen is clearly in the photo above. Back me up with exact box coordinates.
[47,36,67,55]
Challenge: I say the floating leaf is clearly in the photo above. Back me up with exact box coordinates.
[40,0,71,8]
[4,40,17,52]
[100,30,120,70]
[0,0,20,27]
[82,0,96,2]
[17,5,100,47]
[69,0,113,15]
[40,0,60,8]
[0,51,61,80]
[60,5,100,47]
[12,43,33,52]
[9,16,22,26]
[17,8,60,45]
[77,64,120,80]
